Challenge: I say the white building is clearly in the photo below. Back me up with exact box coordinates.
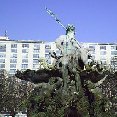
[82,42,117,70]
[0,36,117,75]
[0,36,57,75]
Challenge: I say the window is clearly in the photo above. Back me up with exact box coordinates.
[33,59,39,64]
[90,51,95,54]
[33,54,39,58]
[45,44,51,53]
[22,49,28,53]
[11,49,17,53]
[89,46,95,50]
[111,61,114,65]
[9,69,16,74]
[0,53,6,58]
[0,64,5,68]
[11,44,17,48]
[34,44,40,49]
[45,49,50,53]
[22,59,28,63]
[100,46,106,50]
[101,61,106,65]
[100,51,106,55]
[89,46,95,54]
[33,64,38,69]
[111,57,117,66]
[111,56,117,60]
[0,44,6,52]
[10,59,17,63]
[111,51,117,55]
[10,54,17,58]
[10,64,16,68]
[33,49,40,53]
[45,54,51,59]
[22,44,29,48]
[33,64,36,68]
[45,45,51,49]
[111,46,117,50]
[22,54,28,58]
[0,59,5,63]
[21,64,28,69]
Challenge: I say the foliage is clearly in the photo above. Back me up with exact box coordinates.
[1,63,117,117]
[16,67,117,117]
[0,70,33,116]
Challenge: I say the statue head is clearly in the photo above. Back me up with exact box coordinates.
[66,24,75,35]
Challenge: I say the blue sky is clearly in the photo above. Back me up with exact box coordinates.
[0,0,117,43]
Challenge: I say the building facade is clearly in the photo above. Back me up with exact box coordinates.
[0,36,117,75]
[0,36,58,75]
[82,42,117,70]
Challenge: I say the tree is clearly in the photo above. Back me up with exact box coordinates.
[0,70,34,117]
